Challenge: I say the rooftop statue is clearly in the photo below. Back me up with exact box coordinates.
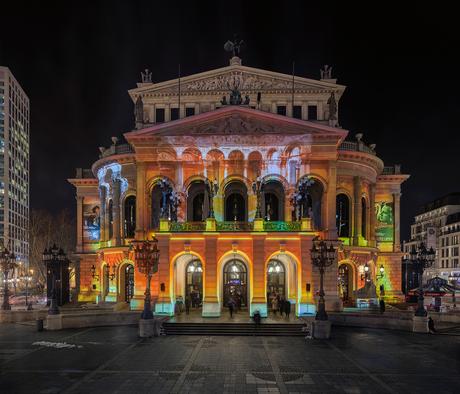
[320,64,333,79]
[141,68,152,83]
[224,35,245,57]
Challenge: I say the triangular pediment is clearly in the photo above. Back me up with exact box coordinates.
[125,106,348,142]
[128,63,345,99]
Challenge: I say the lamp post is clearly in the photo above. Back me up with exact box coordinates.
[205,178,219,218]
[42,244,67,315]
[252,175,263,219]
[361,263,370,282]
[132,237,160,319]
[310,238,337,321]
[448,274,457,309]
[23,268,33,310]
[407,243,436,317]
[1,244,17,311]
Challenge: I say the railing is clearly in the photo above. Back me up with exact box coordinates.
[166,220,303,232]
[263,221,301,232]
[339,141,376,155]
[169,222,206,232]
[100,143,135,158]
[382,165,402,175]
[216,221,254,232]
[75,168,95,179]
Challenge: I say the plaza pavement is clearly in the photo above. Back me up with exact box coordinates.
[0,322,459,393]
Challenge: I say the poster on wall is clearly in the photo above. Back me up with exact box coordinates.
[83,203,100,241]
[375,201,393,242]
[426,227,436,250]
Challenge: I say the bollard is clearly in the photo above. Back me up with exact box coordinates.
[36,318,44,332]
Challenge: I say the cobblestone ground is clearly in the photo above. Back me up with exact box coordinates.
[0,323,459,393]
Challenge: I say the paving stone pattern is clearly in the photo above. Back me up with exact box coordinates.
[0,323,459,393]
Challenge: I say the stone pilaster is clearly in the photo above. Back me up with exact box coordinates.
[393,192,401,252]
[251,236,267,316]
[203,236,219,316]
[76,196,83,252]
[155,235,173,315]
[369,183,376,247]
[99,186,107,243]
[112,178,122,246]
[135,162,146,240]
[353,176,362,246]
[326,161,337,238]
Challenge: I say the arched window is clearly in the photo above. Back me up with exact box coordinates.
[223,260,247,308]
[224,181,248,221]
[124,265,134,303]
[124,196,136,238]
[186,260,203,307]
[187,181,208,221]
[263,181,285,221]
[151,184,162,229]
[336,194,350,237]
[267,260,285,299]
[108,199,113,239]
[361,197,367,239]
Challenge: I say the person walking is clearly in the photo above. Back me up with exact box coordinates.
[185,295,191,315]
[228,298,235,318]
[279,297,285,317]
[284,299,291,319]
[271,296,278,316]
[428,316,436,333]
[379,298,385,314]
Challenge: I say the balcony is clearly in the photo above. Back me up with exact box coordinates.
[382,165,402,175]
[167,220,302,232]
[338,141,376,155]
[99,143,135,158]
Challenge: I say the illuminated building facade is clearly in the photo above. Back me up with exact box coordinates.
[0,67,29,264]
[69,56,408,316]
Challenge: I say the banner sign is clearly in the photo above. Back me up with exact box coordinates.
[375,201,394,242]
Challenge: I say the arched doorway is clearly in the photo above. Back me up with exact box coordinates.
[262,181,285,221]
[151,184,162,229]
[119,264,134,303]
[224,181,248,221]
[185,259,203,308]
[338,263,354,306]
[187,181,208,221]
[223,259,248,309]
[102,265,110,299]
[267,260,285,300]
[336,194,351,237]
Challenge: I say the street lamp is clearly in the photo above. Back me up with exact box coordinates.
[406,243,436,317]
[205,178,219,219]
[42,244,67,315]
[22,269,33,310]
[131,237,160,319]
[376,265,385,279]
[360,263,370,282]
[448,274,457,309]
[310,238,337,321]
[1,244,17,311]
[252,175,263,219]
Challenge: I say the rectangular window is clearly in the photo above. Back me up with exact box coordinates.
[454,259,459,268]
[276,105,286,116]
[442,238,445,247]
[293,105,302,119]
[170,108,179,121]
[185,107,195,117]
[308,105,317,120]
[155,108,165,123]
[446,249,450,257]
[454,247,459,256]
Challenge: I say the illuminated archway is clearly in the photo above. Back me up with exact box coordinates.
[223,259,248,309]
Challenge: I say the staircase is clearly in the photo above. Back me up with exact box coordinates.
[162,322,305,336]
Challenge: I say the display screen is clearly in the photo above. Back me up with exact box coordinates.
[83,203,100,241]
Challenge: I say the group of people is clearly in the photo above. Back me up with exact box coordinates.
[269,292,291,318]
[175,289,202,315]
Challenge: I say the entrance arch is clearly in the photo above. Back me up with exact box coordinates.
[185,259,203,308]
[266,260,285,298]
[224,181,248,221]
[118,262,134,303]
[223,259,248,309]
[338,263,354,306]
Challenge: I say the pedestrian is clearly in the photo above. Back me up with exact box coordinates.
[185,295,191,315]
[302,322,312,339]
[279,297,285,317]
[379,298,385,314]
[284,299,291,319]
[253,310,261,328]
[428,317,436,333]
[228,299,235,318]
[271,296,278,316]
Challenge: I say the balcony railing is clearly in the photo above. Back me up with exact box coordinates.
[100,143,135,158]
[166,220,303,232]
[339,141,376,155]
[382,165,402,175]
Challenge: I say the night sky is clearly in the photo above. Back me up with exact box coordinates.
[1,1,459,240]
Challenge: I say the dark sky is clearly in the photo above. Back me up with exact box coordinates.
[1,1,459,240]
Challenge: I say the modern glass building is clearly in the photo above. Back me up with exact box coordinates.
[0,67,30,265]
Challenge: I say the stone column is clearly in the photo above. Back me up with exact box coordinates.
[353,176,362,246]
[393,192,401,252]
[99,186,107,243]
[369,184,376,247]
[76,196,84,253]
[203,236,219,317]
[112,178,122,246]
[251,236,267,316]
[155,235,173,315]
[326,161,337,239]
[135,163,147,240]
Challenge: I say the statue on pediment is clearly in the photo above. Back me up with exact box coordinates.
[224,35,245,57]
[141,68,152,83]
[320,65,333,79]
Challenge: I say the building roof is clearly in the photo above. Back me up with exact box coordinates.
[419,192,460,214]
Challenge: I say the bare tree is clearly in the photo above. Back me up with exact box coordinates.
[29,209,75,293]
